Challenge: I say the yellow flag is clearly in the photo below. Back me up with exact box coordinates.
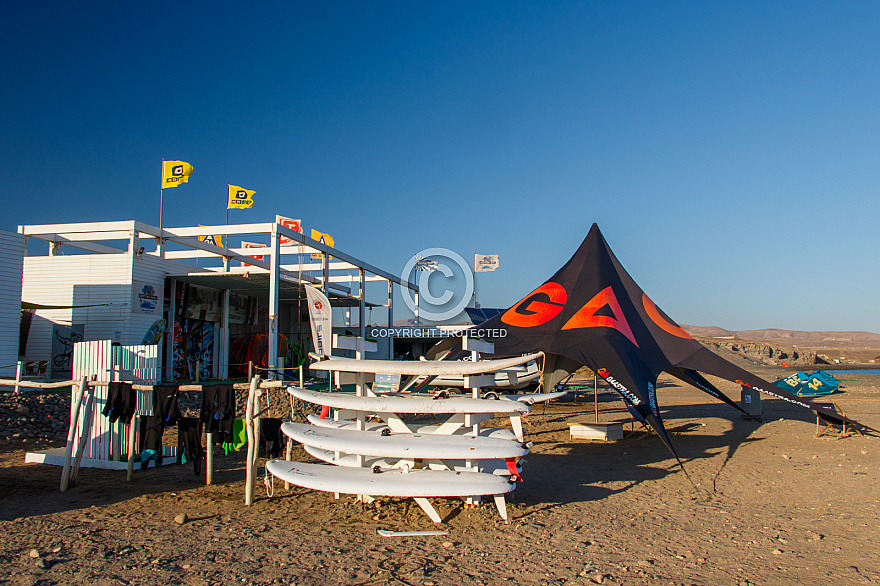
[162,160,193,188]
[228,185,255,209]
[198,225,223,248]
[310,229,334,259]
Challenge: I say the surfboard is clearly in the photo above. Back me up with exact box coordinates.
[266,460,515,497]
[305,415,389,433]
[290,387,531,414]
[500,390,568,404]
[309,352,544,376]
[429,360,541,389]
[283,422,528,460]
[302,444,522,476]
[306,414,517,440]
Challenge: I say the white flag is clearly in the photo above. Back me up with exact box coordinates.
[305,285,333,357]
[475,254,500,272]
[276,214,303,245]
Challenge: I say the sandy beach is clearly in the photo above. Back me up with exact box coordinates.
[1,363,878,586]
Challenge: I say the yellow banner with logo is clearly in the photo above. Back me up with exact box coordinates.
[162,160,193,188]
[198,225,224,248]
[310,229,334,259]
[228,185,255,209]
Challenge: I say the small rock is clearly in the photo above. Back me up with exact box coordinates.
[590,574,605,584]
[174,513,189,525]
[782,454,791,460]
[441,541,453,548]
[35,558,50,569]
[578,567,596,577]
[772,549,783,555]
[28,549,40,558]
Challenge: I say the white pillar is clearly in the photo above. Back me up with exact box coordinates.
[387,280,394,360]
[128,229,139,256]
[359,268,366,339]
[220,289,230,379]
[267,225,280,381]
[164,279,177,381]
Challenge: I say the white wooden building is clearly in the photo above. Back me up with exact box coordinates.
[18,220,416,381]
[0,230,25,379]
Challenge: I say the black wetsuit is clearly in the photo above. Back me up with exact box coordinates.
[101,382,136,423]
[200,383,235,441]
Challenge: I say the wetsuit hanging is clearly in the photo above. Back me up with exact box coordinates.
[139,415,165,469]
[200,383,235,441]
[260,418,284,458]
[177,417,204,475]
[221,418,248,455]
[101,382,136,423]
[153,384,182,426]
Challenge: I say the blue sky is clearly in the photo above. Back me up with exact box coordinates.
[3,2,879,333]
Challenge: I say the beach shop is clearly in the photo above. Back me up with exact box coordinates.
[17,220,416,382]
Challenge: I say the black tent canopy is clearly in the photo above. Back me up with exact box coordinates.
[432,224,866,461]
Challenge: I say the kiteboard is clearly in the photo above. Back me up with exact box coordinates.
[142,319,166,345]
[302,444,522,476]
[309,352,544,376]
[283,422,528,460]
[290,387,531,414]
[266,460,515,498]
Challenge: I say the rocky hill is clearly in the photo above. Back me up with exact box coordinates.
[682,325,880,348]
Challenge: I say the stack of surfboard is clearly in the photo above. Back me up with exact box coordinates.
[266,352,559,523]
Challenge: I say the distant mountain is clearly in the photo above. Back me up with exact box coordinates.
[681,325,880,347]
[681,325,735,338]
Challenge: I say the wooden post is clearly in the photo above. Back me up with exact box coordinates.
[126,415,138,481]
[283,437,292,490]
[70,387,96,487]
[14,361,23,395]
[594,373,599,423]
[244,375,261,505]
[206,432,214,485]
[60,376,88,492]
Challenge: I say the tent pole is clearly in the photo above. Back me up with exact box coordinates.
[594,373,599,423]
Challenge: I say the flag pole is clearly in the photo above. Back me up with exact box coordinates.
[158,159,164,256]
[226,184,229,225]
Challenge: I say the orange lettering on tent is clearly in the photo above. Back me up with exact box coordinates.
[561,286,639,347]
[501,282,567,328]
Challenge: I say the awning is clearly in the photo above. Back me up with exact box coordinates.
[166,271,380,308]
